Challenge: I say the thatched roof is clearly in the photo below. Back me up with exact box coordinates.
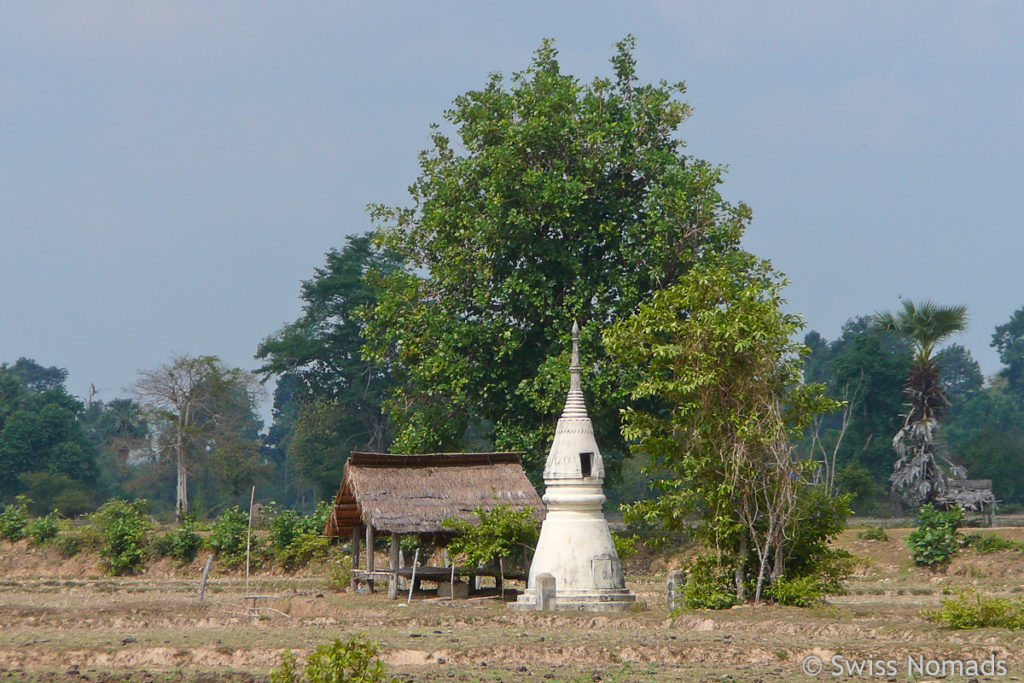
[937,478,997,511]
[323,452,544,537]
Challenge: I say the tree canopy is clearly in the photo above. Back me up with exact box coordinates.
[363,37,749,477]
[132,354,264,517]
[0,359,98,510]
[255,233,403,498]
[605,253,842,603]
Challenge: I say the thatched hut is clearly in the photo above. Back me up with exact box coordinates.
[323,451,544,597]
[937,478,997,526]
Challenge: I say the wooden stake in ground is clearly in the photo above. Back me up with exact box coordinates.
[198,554,215,602]
[245,485,255,594]
[406,548,420,605]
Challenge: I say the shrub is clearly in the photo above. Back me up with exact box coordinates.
[25,511,59,545]
[278,533,331,571]
[963,533,1020,554]
[53,532,82,557]
[930,590,1024,630]
[269,505,332,570]
[269,509,304,552]
[270,649,302,683]
[268,635,392,683]
[92,499,152,575]
[309,500,332,536]
[857,525,889,542]
[0,496,30,541]
[327,553,353,591]
[907,504,963,567]
[209,505,253,569]
[306,635,391,683]
[153,514,203,564]
[443,504,539,569]
[679,554,740,611]
[769,574,825,607]
[612,532,639,560]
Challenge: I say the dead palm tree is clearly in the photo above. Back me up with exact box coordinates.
[873,300,968,506]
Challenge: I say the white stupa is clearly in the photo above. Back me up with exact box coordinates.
[513,322,636,612]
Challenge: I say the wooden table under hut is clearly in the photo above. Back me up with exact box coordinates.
[322,451,545,600]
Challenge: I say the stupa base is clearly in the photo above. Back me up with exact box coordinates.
[510,588,636,613]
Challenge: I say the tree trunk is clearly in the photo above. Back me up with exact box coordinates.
[175,422,188,518]
[734,532,747,602]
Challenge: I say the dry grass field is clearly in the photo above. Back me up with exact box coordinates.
[2,525,1024,682]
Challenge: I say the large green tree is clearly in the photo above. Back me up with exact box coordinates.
[872,300,968,506]
[0,359,99,510]
[256,233,403,499]
[363,37,748,477]
[605,253,841,603]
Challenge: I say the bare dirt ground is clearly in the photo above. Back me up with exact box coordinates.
[3,526,1024,682]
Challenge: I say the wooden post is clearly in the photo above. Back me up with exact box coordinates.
[197,554,214,602]
[245,485,255,594]
[365,524,375,592]
[351,525,360,589]
[388,532,400,600]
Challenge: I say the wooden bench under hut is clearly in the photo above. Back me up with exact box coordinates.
[323,451,544,599]
[936,478,997,526]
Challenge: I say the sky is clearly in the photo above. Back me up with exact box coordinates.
[2,2,1022,422]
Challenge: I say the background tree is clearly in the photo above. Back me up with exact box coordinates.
[364,37,748,479]
[80,398,150,505]
[872,300,968,506]
[606,253,842,603]
[992,305,1024,406]
[935,344,984,407]
[801,318,909,513]
[132,354,264,517]
[256,233,402,502]
[0,359,98,513]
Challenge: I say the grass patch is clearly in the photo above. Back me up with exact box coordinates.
[857,526,889,542]
[928,590,1024,630]
[962,533,1022,553]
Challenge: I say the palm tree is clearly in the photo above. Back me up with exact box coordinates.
[873,300,968,506]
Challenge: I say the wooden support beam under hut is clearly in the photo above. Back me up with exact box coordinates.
[323,452,544,599]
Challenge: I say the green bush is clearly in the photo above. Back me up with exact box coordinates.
[270,649,302,683]
[857,525,889,542]
[611,532,639,560]
[309,500,332,535]
[269,506,331,570]
[0,496,30,541]
[92,499,152,575]
[269,635,392,683]
[269,509,303,551]
[907,504,964,567]
[930,590,1024,630]
[327,553,353,591]
[53,532,82,557]
[443,504,539,569]
[679,554,740,611]
[769,574,825,607]
[52,520,101,557]
[153,514,203,564]
[963,533,1020,554]
[209,505,253,569]
[306,635,392,683]
[277,533,331,571]
[25,511,59,545]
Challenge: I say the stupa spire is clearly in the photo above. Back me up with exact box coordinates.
[562,321,588,418]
